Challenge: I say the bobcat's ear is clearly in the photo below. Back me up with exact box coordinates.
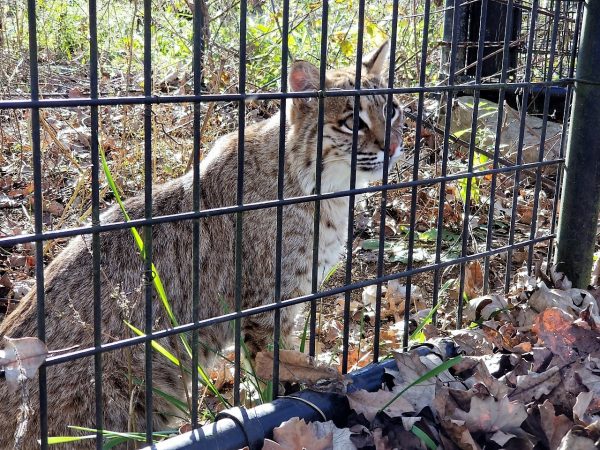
[363,41,390,76]
[289,60,320,92]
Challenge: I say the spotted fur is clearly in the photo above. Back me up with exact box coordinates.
[0,41,403,449]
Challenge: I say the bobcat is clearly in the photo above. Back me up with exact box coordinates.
[0,41,403,449]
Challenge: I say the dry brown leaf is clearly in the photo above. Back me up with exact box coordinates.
[347,389,414,421]
[372,428,394,450]
[450,329,495,355]
[533,308,600,361]
[267,417,332,450]
[529,283,600,326]
[345,347,372,371]
[539,399,574,450]
[0,273,13,289]
[573,391,594,422]
[489,430,522,447]
[0,337,48,392]
[209,352,234,390]
[386,280,425,314]
[27,197,65,217]
[480,324,514,352]
[262,439,281,450]
[577,358,600,417]
[451,355,483,376]
[471,361,509,398]
[68,87,84,98]
[464,261,484,299]
[517,204,533,224]
[465,295,509,323]
[310,420,355,450]
[392,352,437,412]
[255,350,341,384]
[453,395,527,435]
[439,418,481,450]
[317,319,342,344]
[544,362,586,414]
[509,367,561,403]
[557,428,597,450]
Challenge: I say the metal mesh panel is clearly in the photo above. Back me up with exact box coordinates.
[0,0,584,447]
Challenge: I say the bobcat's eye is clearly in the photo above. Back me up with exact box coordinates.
[383,101,401,122]
[341,114,368,133]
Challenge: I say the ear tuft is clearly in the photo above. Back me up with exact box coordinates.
[289,61,320,92]
[363,41,390,76]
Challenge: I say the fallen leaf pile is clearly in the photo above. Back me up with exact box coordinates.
[258,266,600,449]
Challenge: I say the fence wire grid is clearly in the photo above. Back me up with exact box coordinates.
[0,0,586,447]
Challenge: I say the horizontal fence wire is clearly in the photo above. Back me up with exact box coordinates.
[41,232,556,367]
[0,157,565,247]
[0,79,577,109]
[0,0,585,446]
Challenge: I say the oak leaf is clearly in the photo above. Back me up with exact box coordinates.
[453,395,527,435]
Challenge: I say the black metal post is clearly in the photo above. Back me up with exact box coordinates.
[556,1,600,288]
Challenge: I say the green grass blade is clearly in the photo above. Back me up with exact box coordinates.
[409,302,442,341]
[100,149,177,326]
[124,321,181,366]
[410,425,437,450]
[102,436,136,449]
[99,150,131,222]
[321,262,340,287]
[47,435,96,444]
[125,323,226,405]
[378,356,462,412]
[299,312,310,354]
[101,150,228,407]
[150,386,190,416]
[68,426,175,441]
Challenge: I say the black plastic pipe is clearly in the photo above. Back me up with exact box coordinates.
[149,390,349,450]
[143,359,398,450]
[556,1,600,288]
[143,341,462,450]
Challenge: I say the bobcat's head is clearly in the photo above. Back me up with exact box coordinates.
[288,41,404,193]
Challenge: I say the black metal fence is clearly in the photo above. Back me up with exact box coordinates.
[0,0,591,448]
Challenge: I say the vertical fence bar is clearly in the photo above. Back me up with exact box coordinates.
[143,0,153,441]
[272,0,290,398]
[26,0,47,445]
[482,0,514,293]
[88,0,103,445]
[526,1,560,274]
[309,0,329,358]
[233,0,247,405]
[504,0,539,293]
[556,0,600,288]
[403,0,431,349]
[457,0,488,315]
[341,0,366,374]
[191,0,205,429]
[432,0,461,328]
[373,0,399,363]
[546,0,583,271]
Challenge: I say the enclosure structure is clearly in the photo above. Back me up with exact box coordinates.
[0,0,595,448]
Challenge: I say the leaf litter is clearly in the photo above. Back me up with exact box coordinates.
[255,266,600,449]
